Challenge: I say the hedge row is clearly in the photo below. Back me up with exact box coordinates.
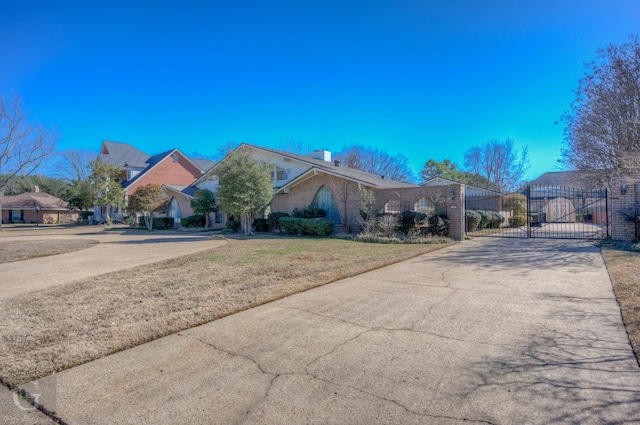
[466,210,504,231]
[138,216,175,230]
[279,217,335,236]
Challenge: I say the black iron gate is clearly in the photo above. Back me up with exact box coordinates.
[465,185,609,240]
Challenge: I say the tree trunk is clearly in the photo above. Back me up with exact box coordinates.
[145,213,153,231]
[204,213,210,229]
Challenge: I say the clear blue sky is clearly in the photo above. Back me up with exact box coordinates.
[2,1,639,182]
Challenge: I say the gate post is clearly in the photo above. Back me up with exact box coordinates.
[611,178,638,241]
[448,183,465,240]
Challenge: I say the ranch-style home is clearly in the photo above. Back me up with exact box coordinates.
[169,143,467,238]
[1,187,77,224]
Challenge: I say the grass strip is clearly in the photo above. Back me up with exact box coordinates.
[0,240,99,264]
[602,247,640,365]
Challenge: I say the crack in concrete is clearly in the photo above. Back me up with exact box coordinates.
[305,371,497,425]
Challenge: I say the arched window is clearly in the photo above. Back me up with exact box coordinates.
[312,186,340,222]
[384,197,402,213]
[415,197,435,215]
[168,197,181,222]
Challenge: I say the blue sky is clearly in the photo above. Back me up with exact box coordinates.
[2,1,639,182]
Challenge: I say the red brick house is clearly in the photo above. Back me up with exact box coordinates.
[94,141,215,223]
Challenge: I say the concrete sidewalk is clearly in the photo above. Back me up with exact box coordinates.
[0,231,226,300]
[9,238,640,424]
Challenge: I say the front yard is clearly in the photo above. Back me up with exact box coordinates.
[0,236,452,387]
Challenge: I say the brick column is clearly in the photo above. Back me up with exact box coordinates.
[611,178,638,241]
[446,184,465,240]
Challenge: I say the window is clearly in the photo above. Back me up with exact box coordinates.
[312,186,340,222]
[415,197,435,215]
[172,153,179,162]
[168,198,181,221]
[270,168,288,181]
[384,197,402,213]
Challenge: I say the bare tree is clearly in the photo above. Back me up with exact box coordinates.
[561,35,640,185]
[48,148,96,182]
[334,145,415,183]
[463,139,529,192]
[0,94,58,229]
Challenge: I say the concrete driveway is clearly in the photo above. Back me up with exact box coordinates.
[7,237,640,424]
[0,229,226,300]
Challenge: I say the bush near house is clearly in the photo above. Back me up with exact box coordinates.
[466,210,481,231]
[279,217,335,236]
[225,220,241,233]
[253,218,270,232]
[180,215,206,228]
[508,215,527,227]
[292,205,327,218]
[267,212,290,232]
[138,217,174,230]
[427,213,450,237]
[398,211,428,235]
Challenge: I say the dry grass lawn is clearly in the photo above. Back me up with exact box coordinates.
[0,236,452,387]
[0,239,99,263]
[602,246,640,365]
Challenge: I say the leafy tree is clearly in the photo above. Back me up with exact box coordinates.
[421,159,496,189]
[561,35,640,185]
[421,159,461,181]
[0,94,58,229]
[2,174,72,199]
[213,148,275,235]
[463,139,529,192]
[127,184,168,231]
[68,179,94,211]
[190,189,218,228]
[334,145,414,183]
[88,161,125,224]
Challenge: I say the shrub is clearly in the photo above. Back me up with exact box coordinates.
[124,216,138,227]
[292,205,327,218]
[180,215,206,228]
[225,220,241,233]
[509,215,527,227]
[488,211,504,228]
[80,211,94,220]
[267,212,290,232]
[253,218,270,232]
[576,213,593,222]
[427,213,450,237]
[279,217,334,236]
[397,211,428,235]
[477,210,492,230]
[376,213,399,237]
[466,210,481,231]
[138,216,174,230]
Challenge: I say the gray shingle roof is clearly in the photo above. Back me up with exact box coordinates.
[529,171,591,186]
[98,141,150,169]
[164,184,199,198]
[243,144,417,189]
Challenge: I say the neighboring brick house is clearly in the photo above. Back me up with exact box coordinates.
[94,141,215,223]
[1,187,77,224]
[193,144,466,238]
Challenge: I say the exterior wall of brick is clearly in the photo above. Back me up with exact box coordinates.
[611,178,639,241]
[271,173,466,239]
[1,209,77,224]
[126,154,203,195]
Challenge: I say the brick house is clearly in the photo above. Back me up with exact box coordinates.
[1,187,77,224]
[192,144,466,238]
[94,141,215,223]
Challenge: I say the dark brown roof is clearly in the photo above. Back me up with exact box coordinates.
[2,192,71,211]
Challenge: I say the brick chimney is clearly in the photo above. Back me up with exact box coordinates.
[33,185,40,193]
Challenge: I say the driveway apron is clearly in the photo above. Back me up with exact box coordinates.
[13,238,640,424]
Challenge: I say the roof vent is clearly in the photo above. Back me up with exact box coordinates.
[381,175,385,179]
[334,160,341,167]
